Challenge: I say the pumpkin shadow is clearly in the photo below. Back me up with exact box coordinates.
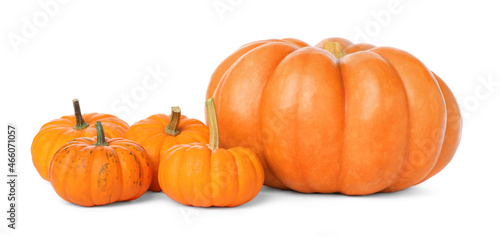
[111,191,167,207]
[235,186,276,208]
[223,185,430,209]
[252,184,431,200]
[61,184,430,208]
[64,191,168,208]
[352,185,431,198]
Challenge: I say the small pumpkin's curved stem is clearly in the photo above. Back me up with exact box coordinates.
[164,106,182,136]
[324,41,347,58]
[73,99,89,129]
[205,98,219,150]
[94,121,109,146]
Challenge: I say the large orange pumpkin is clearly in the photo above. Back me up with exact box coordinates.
[206,37,462,195]
[125,106,210,191]
[158,98,264,207]
[32,99,129,181]
[49,122,152,207]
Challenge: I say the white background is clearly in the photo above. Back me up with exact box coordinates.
[1,0,499,236]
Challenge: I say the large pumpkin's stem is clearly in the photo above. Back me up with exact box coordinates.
[325,41,347,58]
[164,106,181,136]
[94,121,109,146]
[205,98,219,150]
[73,99,89,129]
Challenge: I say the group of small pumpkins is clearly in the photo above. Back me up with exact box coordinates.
[32,37,462,207]
[32,98,261,207]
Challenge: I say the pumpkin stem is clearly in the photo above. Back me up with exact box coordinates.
[206,98,219,150]
[324,41,347,58]
[94,121,109,146]
[164,106,182,136]
[73,99,89,129]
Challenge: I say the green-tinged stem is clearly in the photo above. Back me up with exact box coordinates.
[164,106,181,136]
[205,98,219,150]
[73,99,89,129]
[94,121,109,146]
[324,41,347,58]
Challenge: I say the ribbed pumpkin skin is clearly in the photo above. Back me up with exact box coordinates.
[49,137,152,207]
[125,114,209,191]
[206,37,462,195]
[32,113,129,181]
[158,143,265,207]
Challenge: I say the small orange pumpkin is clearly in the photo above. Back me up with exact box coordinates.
[49,122,153,207]
[32,99,129,181]
[158,98,264,207]
[125,106,210,191]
